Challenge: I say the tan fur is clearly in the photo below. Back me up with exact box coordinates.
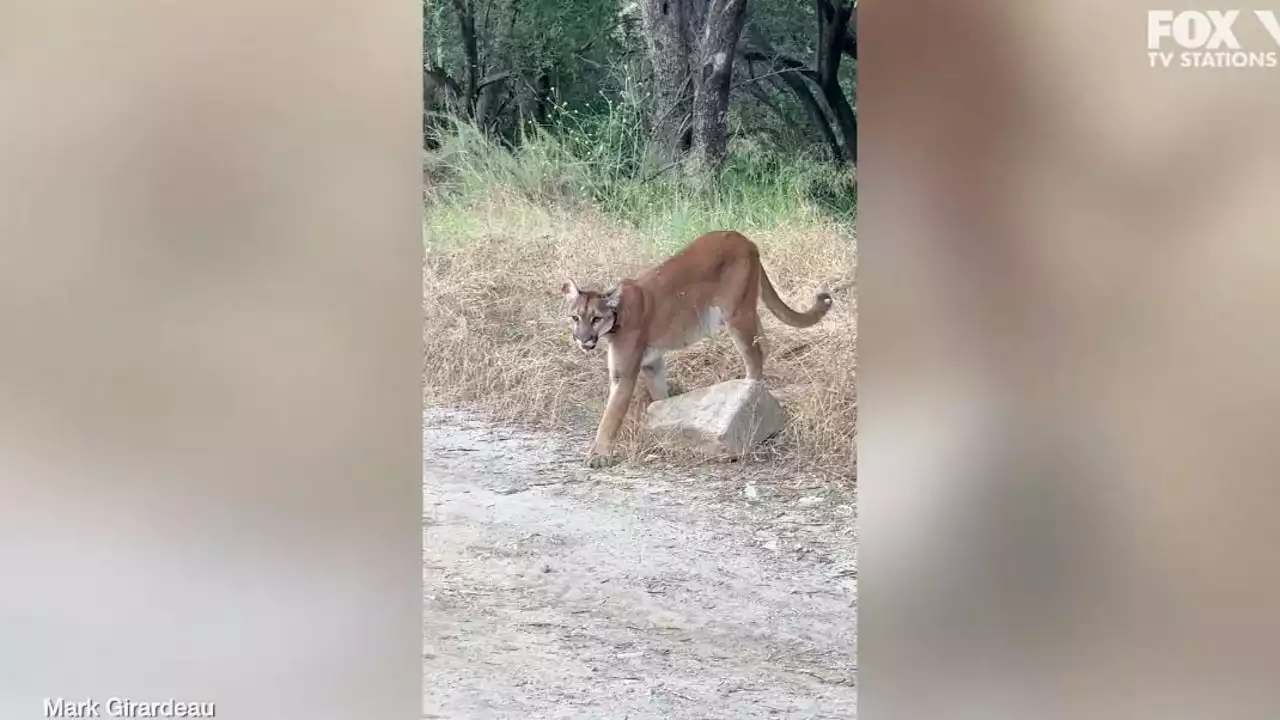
[560,230,833,467]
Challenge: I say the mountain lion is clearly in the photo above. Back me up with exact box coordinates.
[560,230,833,467]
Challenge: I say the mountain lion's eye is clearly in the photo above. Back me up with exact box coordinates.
[570,315,580,322]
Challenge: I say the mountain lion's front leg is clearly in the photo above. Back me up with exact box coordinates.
[586,342,642,468]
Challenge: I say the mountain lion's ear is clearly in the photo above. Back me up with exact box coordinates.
[603,286,621,310]
[560,280,580,300]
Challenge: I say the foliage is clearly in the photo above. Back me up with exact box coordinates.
[423,0,856,166]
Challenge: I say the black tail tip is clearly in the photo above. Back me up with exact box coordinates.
[817,292,834,306]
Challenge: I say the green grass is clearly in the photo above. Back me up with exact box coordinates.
[424,108,855,250]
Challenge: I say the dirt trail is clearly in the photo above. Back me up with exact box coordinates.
[424,408,857,719]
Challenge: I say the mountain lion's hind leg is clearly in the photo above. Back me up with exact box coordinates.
[728,314,766,381]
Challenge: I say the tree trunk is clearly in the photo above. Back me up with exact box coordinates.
[451,0,481,115]
[815,0,856,163]
[533,71,552,124]
[822,82,856,164]
[639,0,699,164]
[691,0,748,170]
[474,76,506,134]
[814,0,851,89]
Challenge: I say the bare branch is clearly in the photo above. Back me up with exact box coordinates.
[476,71,513,92]
[731,66,806,91]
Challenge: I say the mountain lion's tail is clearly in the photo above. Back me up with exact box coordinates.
[758,266,833,328]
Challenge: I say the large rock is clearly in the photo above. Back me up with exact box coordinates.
[644,380,785,458]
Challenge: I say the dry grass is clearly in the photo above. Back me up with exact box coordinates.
[423,189,856,481]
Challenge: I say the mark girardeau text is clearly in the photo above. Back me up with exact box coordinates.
[43,697,216,718]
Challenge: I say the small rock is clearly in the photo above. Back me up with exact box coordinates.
[763,539,780,552]
[648,610,686,629]
[644,379,785,458]
[798,495,822,506]
[744,483,760,500]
